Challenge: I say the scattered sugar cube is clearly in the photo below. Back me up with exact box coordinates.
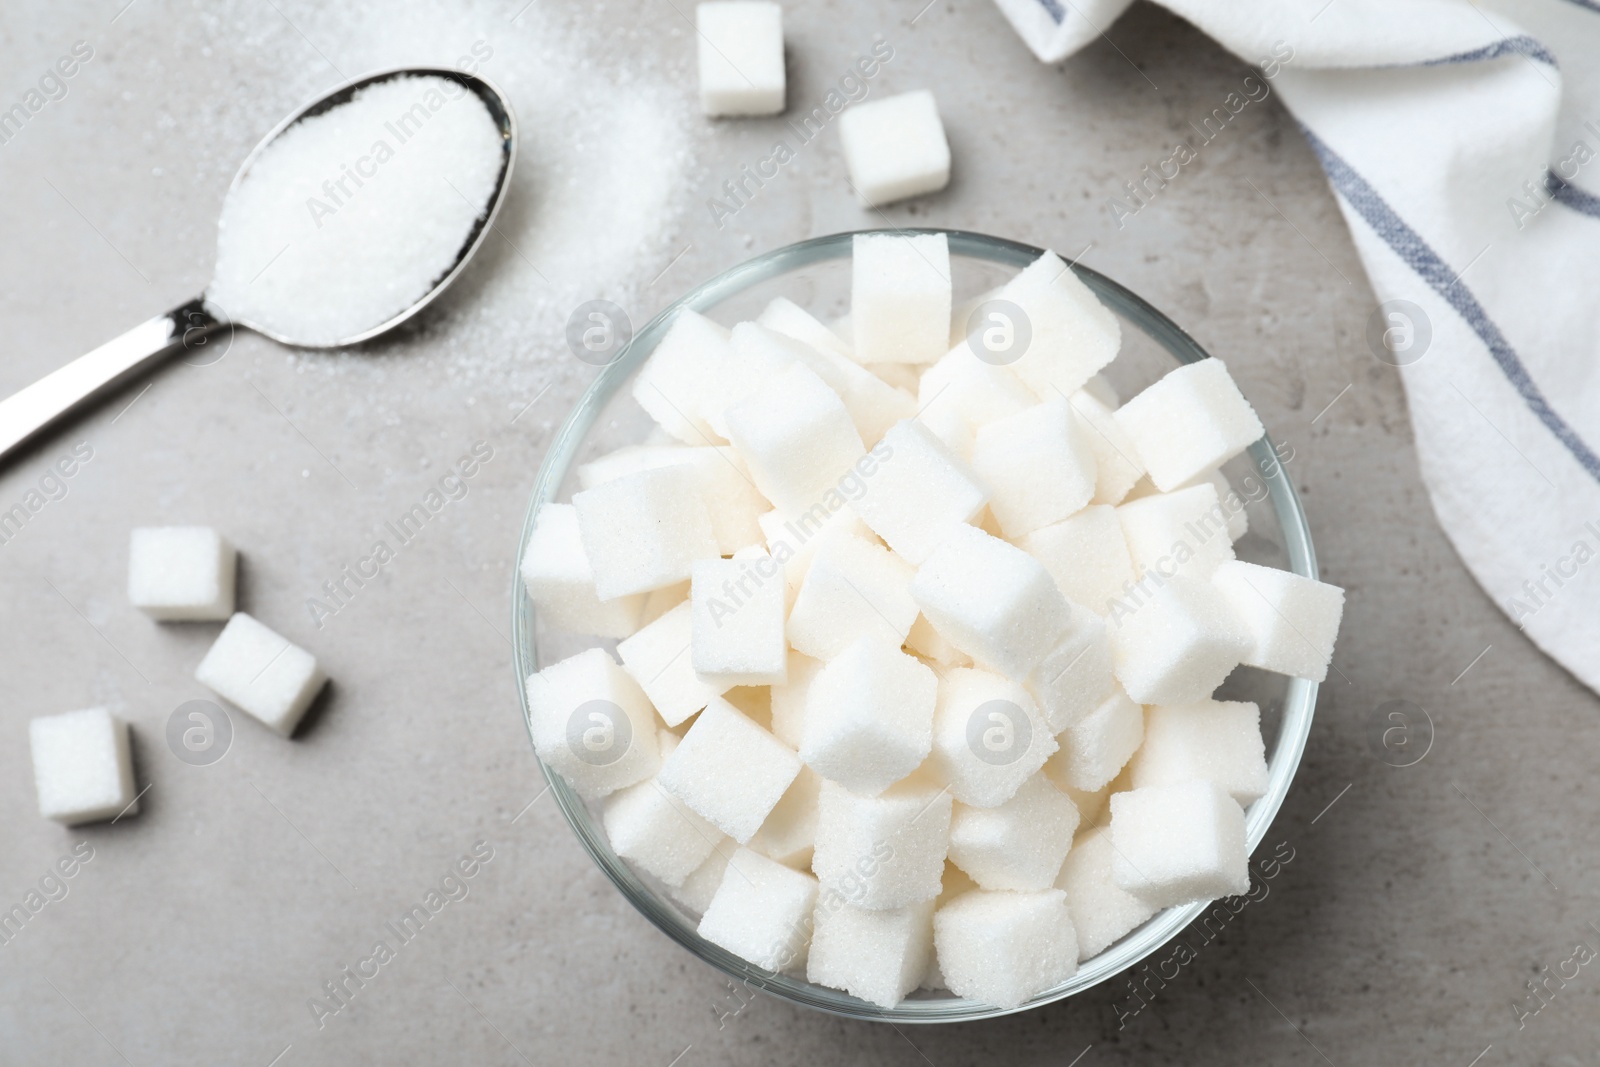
[1109,780,1249,908]
[911,524,1072,679]
[29,708,137,825]
[808,898,935,1009]
[603,733,725,887]
[812,779,952,910]
[698,847,819,973]
[998,250,1120,401]
[631,309,733,444]
[692,553,787,685]
[573,465,720,599]
[658,696,801,843]
[906,612,972,668]
[577,444,768,556]
[948,775,1079,890]
[723,363,866,516]
[920,346,1036,432]
[1053,826,1156,959]
[799,636,937,795]
[672,845,733,914]
[933,888,1078,1009]
[1129,699,1269,805]
[696,1,785,117]
[787,532,917,660]
[1068,390,1145,505]
[1114,359,1264,491]
[1026,607,1116,732]
[847,420,988,564]
[1019,505,1136,617]
[1047,685,1144,792]
[1117,482,1236,582]
[749,765,823,868]
[127,526,236,621]
[1211,559,1345,682]
[971,398,1098,538]
[929,666,1056,808]
[851,233,951,365]
[521,504,644,638]
[617,601,730,727]
[525,648,663,801]
[837,90,951,208]
[1109,576,1250,705]
[196,612,327,737]
[769,649,823,748]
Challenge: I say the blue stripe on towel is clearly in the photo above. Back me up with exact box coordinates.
[1300,123,1600,481]
[1547,171,1600,219]
[1420,35,1558,68]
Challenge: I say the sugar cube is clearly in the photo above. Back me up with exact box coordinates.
[525,648,662,801]
[691,553,787,686]
[1109,576,1250,705]
[672,844,734,914]
[949,285,1004,347]
[906,612,972,668]
[910,524,1072,679]
[195,612,327,737]
[631,309,733,444]
[617,601,729,727]
[1109,781,1249,908]
[1053,826,1156,959]
[847,420,988,564]
[788,532,918,660]
[658,696,801,843]
[1058,781,1112,827]
[948,775,1079,890]
[1114,359,1264,491]
[1019,505,1136,617]
[1026,607,1116,732]
[997,250,1120,401]
[851,233,951,366]
[756,296,855,360]
[933,889,1078,1009]
[808,898,935,1008]
[699,847,819,973]
[640,580,690,627]
[1211,559,1345,682]
[521,504,644,638]
[799,636,937,795]
[749,766,823,868]
[929,666,1056,808]
[573,465,720,599]
[731,322,914,446]
[723,363,866,516]
[1117,482,1235,582]
[769,649,823,748]
[1190,469,1249,541]
[1068,390,1145,505]
[1128,699,1269,805]
[759,504,871,608]
[696,1,785,116]
[127,526,236,621]
[1047,685,1144,792]
[603,734,725,887]
[838,90,951,208]
[29,708,137,825]
[971,398,1098,538]
[577,444,767,556]
[812,779,952,910]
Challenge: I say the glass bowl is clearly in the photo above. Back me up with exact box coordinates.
[512,229,1320,1023]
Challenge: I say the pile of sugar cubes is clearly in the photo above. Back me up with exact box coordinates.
[695,1,951,208]
[28,526,328,826]
[523,231,1344,1010]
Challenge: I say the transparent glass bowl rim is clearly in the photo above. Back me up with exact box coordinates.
[511,228,1320,1024]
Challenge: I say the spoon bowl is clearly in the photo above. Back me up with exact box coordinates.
[0,66,517,461]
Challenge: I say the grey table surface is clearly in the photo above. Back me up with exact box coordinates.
[2,1,1596,1064]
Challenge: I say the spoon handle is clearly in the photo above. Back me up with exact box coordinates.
[0,296,227,464]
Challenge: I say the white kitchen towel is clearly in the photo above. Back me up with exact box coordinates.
[996,0,1600,694]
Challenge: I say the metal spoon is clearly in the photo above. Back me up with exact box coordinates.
[0,66,516,463]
